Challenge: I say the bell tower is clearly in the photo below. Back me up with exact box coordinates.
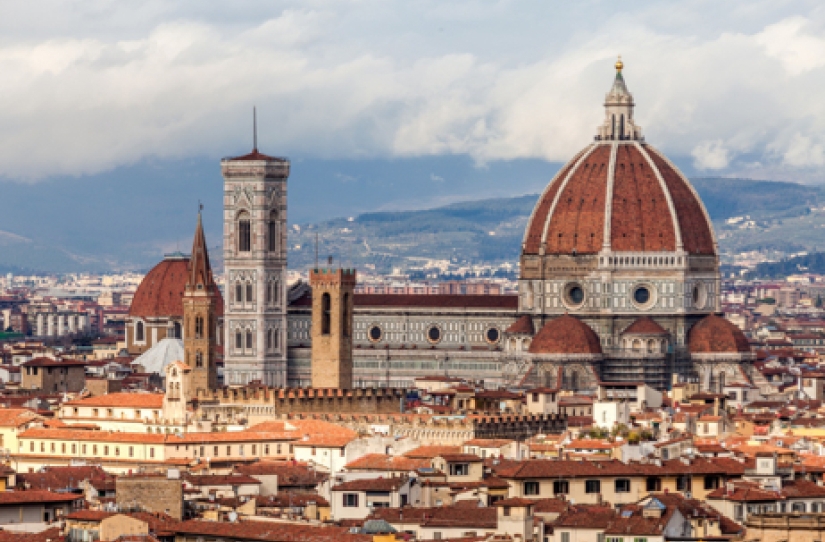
[183,210,218,392]
[222,138,289,387]
[310,267,356,389]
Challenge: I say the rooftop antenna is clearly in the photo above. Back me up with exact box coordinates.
[252,106,258,152]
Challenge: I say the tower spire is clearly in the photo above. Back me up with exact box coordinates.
[253,106,258,152]
[188,207,214,289]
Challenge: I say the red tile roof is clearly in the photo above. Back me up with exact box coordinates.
[529,314,602,355]
[505,315,534,335]
[173,519,370,542]
[345,454,430,472]
[689,314,751,354]
[129,257,223,318]
[65,392,164,408]
[524,144,715,256]
[622,317,667,335]
[0,490,82,504]
[332,477,408,492]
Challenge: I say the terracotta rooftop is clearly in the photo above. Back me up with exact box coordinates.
[529,314,602,355]
[505,315,534,335]
[65,392,164,409]
[622,317,668,335]
[129,257,223,318]
[689,314,751,354]
[523,142,715,256]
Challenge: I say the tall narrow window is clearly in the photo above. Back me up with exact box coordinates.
[136,321,145,342]
[173,321,181,339]
[195,317,203,339]
[619,114,625,139]
[274,281,279,303]
[321,293,331,335]
[238,211,251,252]
[235,331,242,350]
[236,283,243,303]
[268,210,278,252]
[273,328,279,349]
[343,293,351,338]
[246,330,253,350]
[246,283,253,304]
[195,351,203,368]
[267,329,273,350]
[266,282,272,304]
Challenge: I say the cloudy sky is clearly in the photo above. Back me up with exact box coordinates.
[2,1,825,184]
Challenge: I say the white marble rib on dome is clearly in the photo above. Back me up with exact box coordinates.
[131,338,184,375]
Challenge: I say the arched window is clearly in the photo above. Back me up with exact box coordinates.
[136,321,145,342]
[267,329,274,351]
[268,210,278,252]
[195,316,203,339]
[195,351,203,368]
[273,329,279,349]
[246,283,253,304]
[273,281,279,303]
[237,211,251,252]
[343,293,351,338]
[235,331,242,350]
[235,282,243,303]
[246,330,253,350]
[321,293,331,335]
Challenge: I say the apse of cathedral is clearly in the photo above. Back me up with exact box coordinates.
[127,59,755,393]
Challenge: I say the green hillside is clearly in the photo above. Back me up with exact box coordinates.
[289,178,825,273]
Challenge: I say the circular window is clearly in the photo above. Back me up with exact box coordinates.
[427,325,442,344]
[368,325,383,343]
[563,282,586,309]
[631,283,656,310]
[485,327,501,344]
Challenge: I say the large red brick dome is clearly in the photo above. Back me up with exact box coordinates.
[523,142,716,257]
[130,255,223,319]
[529,314,602,355]
[688,314,751,354]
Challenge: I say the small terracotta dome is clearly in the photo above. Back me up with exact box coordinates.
[506,315,535,335]
[130,255,224,319]
[529,314,602,355]
[622,317,668,335]
[688,314,751,354]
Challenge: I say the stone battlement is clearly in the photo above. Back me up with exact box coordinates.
[196,387,407,423]
[310,268,357,286]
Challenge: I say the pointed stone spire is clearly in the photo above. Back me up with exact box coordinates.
[188,208,214,290]
[596,56,643,141]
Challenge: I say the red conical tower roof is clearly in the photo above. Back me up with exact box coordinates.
[187,211,215,290]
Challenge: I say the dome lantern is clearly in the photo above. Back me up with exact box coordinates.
[597,56,642,141]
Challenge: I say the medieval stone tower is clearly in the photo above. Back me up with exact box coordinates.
[310,267,356,389]
[183,211,219,392]
[222,147,289,387]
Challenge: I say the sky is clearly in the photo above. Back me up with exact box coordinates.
[2,0,825,181]
[3,0,825,270]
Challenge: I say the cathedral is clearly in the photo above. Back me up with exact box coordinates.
[127,59,754,392]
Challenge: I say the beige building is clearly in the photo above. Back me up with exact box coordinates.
[21,357,86,392]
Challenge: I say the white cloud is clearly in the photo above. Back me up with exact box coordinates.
[692,140,730,170]
[781,133,825,168]
[2,2,825,180]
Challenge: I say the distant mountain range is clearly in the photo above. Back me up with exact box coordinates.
[1,162,824,275]
[290,177,825,273]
